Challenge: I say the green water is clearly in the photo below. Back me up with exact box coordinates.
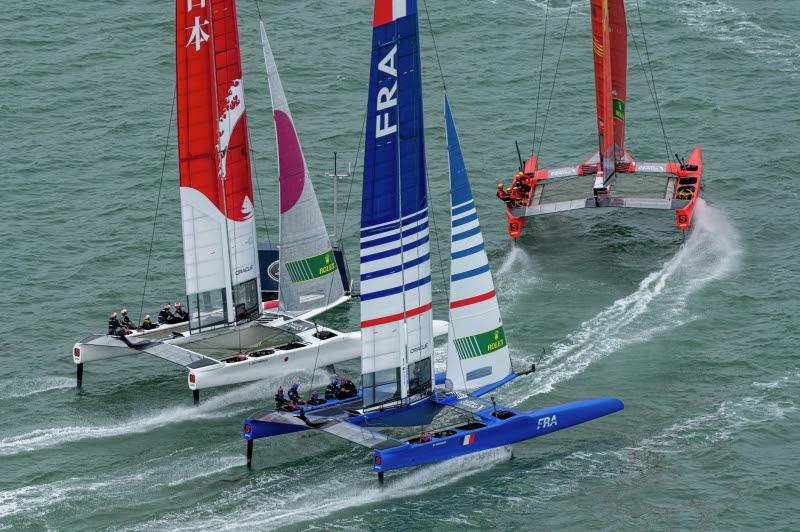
[2,0,799,529]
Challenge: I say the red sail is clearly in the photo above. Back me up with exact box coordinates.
[176,0,253,222]
[590,0,627,180]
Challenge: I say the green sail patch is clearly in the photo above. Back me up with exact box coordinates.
[454,326,507,360]
[285,249,337,283]
[613,98,625,122]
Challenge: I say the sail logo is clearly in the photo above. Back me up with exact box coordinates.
[375,45,398,139]
[454,326,507,360]
[613,98,625,122]
[217,80,246,180]
[286,250,337,283]
[537,415,557,430]
[185,1,209,52]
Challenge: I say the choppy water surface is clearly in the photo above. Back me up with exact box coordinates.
[2,0,798,529]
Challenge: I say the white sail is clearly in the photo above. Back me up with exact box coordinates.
[444,94,512,391]
[259,21,346,316]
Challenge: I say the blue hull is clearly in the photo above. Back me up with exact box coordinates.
[374,397,623,472]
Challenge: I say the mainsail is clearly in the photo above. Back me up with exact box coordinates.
[259,21,345,315]
[444,95,512,391]
[360,0,434,407]
[590,0,628,189]
[175,0,261,329]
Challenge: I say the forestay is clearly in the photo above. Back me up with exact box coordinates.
[259,21,345,315]
[360,0,434,407]
[176,0,261,330]
[444,94,512,391]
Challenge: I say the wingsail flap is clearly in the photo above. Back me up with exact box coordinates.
[176,0,260,328]
[444,94,512,392]
[259,22,345,315]
[360,0,434,407]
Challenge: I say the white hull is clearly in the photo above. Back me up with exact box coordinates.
[73,318,449,392]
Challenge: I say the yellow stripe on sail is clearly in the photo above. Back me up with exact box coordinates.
[593,37,604,57]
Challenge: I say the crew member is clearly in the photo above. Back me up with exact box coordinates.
[496,183,511,205]
[338,376,358,399]
[120,308,133,331]
[274,386,289,409]
[324,376,340,400]
[419,431,432,443]
[107,311,121,336]
[158,303,172,325]
[287,383,304,404]
[308,389,325,405]
[173,301,189,322]
[141,314,157,330]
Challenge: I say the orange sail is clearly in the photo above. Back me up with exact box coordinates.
[590,0,627,189]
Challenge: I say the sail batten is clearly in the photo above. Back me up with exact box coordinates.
[176,0,260,329]
[259,22,344,315]
[444,94,512,392]
[360,0,433,407]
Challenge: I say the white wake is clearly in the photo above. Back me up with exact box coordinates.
[510,200,740,406]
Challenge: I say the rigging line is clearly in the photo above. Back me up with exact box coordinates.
[137,87,176,325]
[532,0,550,154]
[421,0,447,92]
[536,0,574,155]
[632,0,672,160]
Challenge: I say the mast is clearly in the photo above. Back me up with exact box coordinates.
[259,21,344,315]
[176,0,261,330]
[590,0,628,190]
[360,0,433,407]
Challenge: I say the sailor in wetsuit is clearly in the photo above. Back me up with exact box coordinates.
[141,314,158,330]
[120,308,133,331]
[107,311,121,336]
[307,389,326,405]
[496,183,511,205]
[158,303,172,325]
[338,376,358,399]
[287,383,304,405]
[173,301,189,322]
[274,386,289,409]
[324,376,340,400]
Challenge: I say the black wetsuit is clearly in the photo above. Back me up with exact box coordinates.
[121,314,133,330]
[107,316,121,335]
[308,396,326,405]
[275,392,289,409]
[339,381,357,399]
[173,307,189,322]
[324,383,340,400]
[158,308,171,324]
[288,388,302,404]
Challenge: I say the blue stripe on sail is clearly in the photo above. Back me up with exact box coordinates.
[452,226,481,242]
[451,264,490,282]
[360,221,428,250]
[361,275,432,301]
[451,201,474,217]
[360,253,430,281]
[361,235,430,263]
[360,209,427,238]
[452,212,477,227]
[445,94,474,208]
[451,243,484,260]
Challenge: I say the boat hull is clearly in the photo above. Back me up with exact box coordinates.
[373,397,624,472]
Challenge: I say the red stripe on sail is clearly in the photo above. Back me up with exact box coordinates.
[450,290,496,310]
[361,302,432,328]
[176,0,254,222]
[373,0,393,27]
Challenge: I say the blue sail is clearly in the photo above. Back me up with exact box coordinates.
[359,0,434,406]
[444,94,512,392]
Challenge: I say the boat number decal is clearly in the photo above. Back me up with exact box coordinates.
[537,415,558,430]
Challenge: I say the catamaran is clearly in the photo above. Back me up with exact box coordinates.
[71,1,447,404]
[242,0,623,481]
[501,0,703,239]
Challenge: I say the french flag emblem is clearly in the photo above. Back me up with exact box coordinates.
[373,0,409,27]
[462,433,476,446]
